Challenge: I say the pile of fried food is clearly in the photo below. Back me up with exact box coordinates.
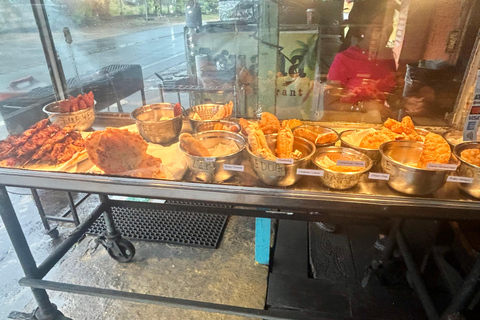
[191,101,234,120]
[0,119,85,167]
[85,128,166,178]
[245,120,302,161]
[179,133,239,157]
[460,148,480,167]
[212,122,240,132]
[59,92,95,113]
[315,153,364,173]
[416,133,451,169]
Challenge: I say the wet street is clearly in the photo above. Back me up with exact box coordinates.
[0,23,186,91]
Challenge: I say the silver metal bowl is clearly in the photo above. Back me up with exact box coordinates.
[311,147,372,190]
[194,120,241,133]
[246,135,316,187]
[340,128,430,165]
[179,131,245,183]
[442,130,480,150]
[43,100,95,131]
[131,103,183,144]
[453,141,480,199]
[293,125,339,147]
[340,129,382,165]
[380,140,458,195]
[186,104,232,131]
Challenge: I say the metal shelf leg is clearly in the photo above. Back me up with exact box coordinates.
[0,186,70,320]
[30,188,59,239]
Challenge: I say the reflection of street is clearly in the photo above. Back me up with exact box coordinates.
[0,24,186,91]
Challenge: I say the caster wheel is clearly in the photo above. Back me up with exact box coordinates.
[107,238,135,263]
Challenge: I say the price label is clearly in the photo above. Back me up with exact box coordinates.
[276,158,294,165]
[368,172,390,180]
[336,160,365,167]
[297,168,324,177]
[223,164,244,172]
[204,157,216,162]
[426,163,458,171]
[447,176,474,183]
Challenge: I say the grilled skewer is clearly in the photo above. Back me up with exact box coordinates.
[31,124,76,161]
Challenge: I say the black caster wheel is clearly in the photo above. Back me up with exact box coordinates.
[46,228,60,239]
[107,238,135,263]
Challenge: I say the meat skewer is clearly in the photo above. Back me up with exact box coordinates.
[30,124,76,161]
[17,124,60,157]
[0,119,50,160]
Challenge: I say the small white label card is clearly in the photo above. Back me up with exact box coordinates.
[223,164,244,172]
[336,160,365,167]
[447,176,474,183]
[204,157,216,162]
[368,172,390,180]
[276,158,294,165]
[426,163,458,171]
[297,168,324,176]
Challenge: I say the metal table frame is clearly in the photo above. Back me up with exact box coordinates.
[1,160,480,320]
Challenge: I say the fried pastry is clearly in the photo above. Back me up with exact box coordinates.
[360,130,392,149]
[294,128,318,143]
[212,101,234,120]
[86,128,164,178]
[213,123,224,130]
[287,119,303,129]
[460,148,480,167]
[315,132,338,145]
[179,133,211,157]
[276,121,294,159]
[384,118,403,134]
[259,112,280,134]
[239,118,251,135]
[417,133,451,168]
[246,123,276,160]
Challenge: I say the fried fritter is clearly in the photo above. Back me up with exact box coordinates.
[315,132,337,145]
[294,128,318,143]
[276,121,294,159]
[359,130,393,149]
[179,133,211,157]
[417,133,451,168]
[246,123,276,160]
[460,148,480,167]
[287,119,303,129]
[259,112,280,134]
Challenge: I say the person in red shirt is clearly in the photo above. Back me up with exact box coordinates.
[324,0,396,115]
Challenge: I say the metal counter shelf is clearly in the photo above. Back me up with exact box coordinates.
[1,112,479,320]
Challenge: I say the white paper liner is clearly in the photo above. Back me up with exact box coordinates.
[317,155,337,168]
[207,140,239,157]
[342,128,377,147]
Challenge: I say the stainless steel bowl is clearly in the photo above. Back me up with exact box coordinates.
[454,141,480,199]
[180,131,245,183]
[246,135,316,187]
[340,129,382,165]
[340,128,430,165]
[442,130,480,149]
[311,147,372,190]
[195,120,241,133]
[186,104,231,131]
[131,103,183,144]
[43,100,95,131]
[380,140,458,195]
[293,125,339,147]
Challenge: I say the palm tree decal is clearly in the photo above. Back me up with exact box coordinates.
[290,34,318,72]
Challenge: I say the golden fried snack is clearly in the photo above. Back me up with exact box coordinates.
[212,101,234,120]
[259,112,280,134]
[213,123,224,130]
[401,116,415,131]
[383,118,403,134]
[179,133,211,157]
[239,118,251,135]
[460,149,480,167]
[417,133,451,168]
[246,123,276,160]
[294,128,318,143]
[360,130,393,149]
[276,121,294,159]
[315,132,338,145]
[287,119,303,129]
[86,128,165,178]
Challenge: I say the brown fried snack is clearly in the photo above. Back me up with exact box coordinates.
[460,149,480,167]
[417,133,451,168]
[287,119,303,129]
[294,128,318,143]
[315,132,337,145]
[276,121,294,159]
[86,128,163,177]
[213,123,224,130]
[239,118,251,135]
[360,129,394,149]
[179,133,211,157]
[212,101,234,120]
[246,123,276,160]
[259,112,280,134]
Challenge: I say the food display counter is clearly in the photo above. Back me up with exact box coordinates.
[3,0,480,319]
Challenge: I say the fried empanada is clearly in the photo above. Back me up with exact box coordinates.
[460,148,480,167]
[315,132,338,145]
[179,133,211,157]
[246,123,276,160]
[259,112,280,134]
[294,128,318,143]
[287,119,303,129]
[276,120,294,159]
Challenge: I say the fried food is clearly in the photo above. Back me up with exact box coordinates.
[213,123,224,130]
[259,112,280,134]
[246,123,276,160]
[287,119,303,129]
[179,133,211,157]
[295,127,337,145]
[317,153,364,172]
[294,128,318,143]
[59,92,94,113]
[86,128,164,178]
[212,101,234,120]
[315,132,338,145]
[384,118,404,134]
[460,149,480,167]
[360,129,393,149]
[417,133,451,169]
[276,121,294,159]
